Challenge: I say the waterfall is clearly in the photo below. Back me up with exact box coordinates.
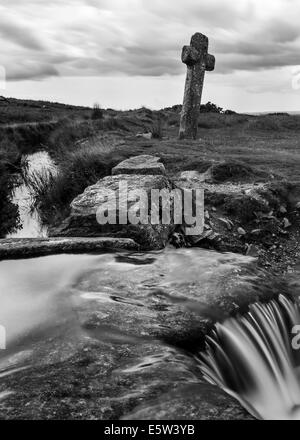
[196,294,300,420]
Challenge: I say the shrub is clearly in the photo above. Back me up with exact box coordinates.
[224,109,237,115]
[200,101,223,113]
[0,163,20,237]
[150,118,164,139]
[91,103,104,120]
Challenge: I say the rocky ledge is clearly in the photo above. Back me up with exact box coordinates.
[174,163,300,273]
[0,237,139,260]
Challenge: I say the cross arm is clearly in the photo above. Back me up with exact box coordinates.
[205,54,215,71]
[181,45,200,66]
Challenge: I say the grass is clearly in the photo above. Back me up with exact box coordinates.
[35,112,300,227]
[91,103,104,120]
[0,98,92,124]
[150,118,164,139]
[24,142,133,225]
[121,112,300,183]
[0,161,20,237]
[1,100,300,234]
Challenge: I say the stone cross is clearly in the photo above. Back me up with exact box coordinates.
[179,33,215,140]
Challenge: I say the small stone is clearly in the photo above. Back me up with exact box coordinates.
[211,207,217,212]
[279,205,287,214]
[296,202,300,210]
[246,244,259,257]
[283,218,292,228]
[237,227,246,236]
[136,132,152,140]
[205,210,210,220]
[112,155,165,176]
[180,170,203,181]
[250,229,262,235]
[218,217,233,231]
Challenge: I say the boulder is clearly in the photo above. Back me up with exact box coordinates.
[112,155,165,176]
[51,173,176,250]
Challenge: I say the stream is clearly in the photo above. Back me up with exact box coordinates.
[1,152,300,420]
[6,151,56,239]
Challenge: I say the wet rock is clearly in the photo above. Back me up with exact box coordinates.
[246,244,260,257]
[0,248,276,420]
[112,155,165,176]
[123,383,254,420]
[238,227,247,236]
[170,232,187,248]
[0,237,139,260]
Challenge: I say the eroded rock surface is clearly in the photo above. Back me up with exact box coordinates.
[51,158,176,250]
[0,248,268,420]
[112,155,165,176]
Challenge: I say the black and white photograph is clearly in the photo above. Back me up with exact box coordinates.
[0,0,300,427]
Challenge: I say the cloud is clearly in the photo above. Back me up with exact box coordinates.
[1,0,300,84]
[6,63,59,81]
[0,16,44,50]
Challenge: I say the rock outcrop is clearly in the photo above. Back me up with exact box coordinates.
[51,156,176,250]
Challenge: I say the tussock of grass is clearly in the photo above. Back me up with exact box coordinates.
[150,119,164,139]
[91,103,104,120]
[46,117,129,155]
[26,143,132,225]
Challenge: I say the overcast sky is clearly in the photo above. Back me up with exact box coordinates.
[1,0,300,112]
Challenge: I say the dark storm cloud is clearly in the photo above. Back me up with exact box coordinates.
[1,0,300,81]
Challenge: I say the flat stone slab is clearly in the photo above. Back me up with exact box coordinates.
[0,237,139,260]
[112,155,166,176]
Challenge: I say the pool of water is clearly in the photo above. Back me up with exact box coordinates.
[6,151,56,239]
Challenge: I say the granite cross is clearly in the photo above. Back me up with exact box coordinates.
[179,33,215,140]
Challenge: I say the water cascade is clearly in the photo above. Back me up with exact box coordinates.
[197,295,300,420]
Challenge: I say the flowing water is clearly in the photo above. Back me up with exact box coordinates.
[0,246,299,419]
[6,151,56,239]
[1,151,300,419]
[197,293,300,420]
